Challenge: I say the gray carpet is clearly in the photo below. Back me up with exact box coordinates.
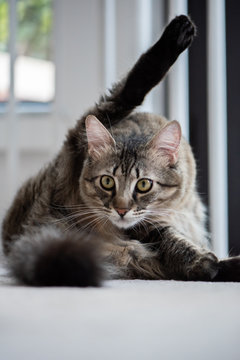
[0,263,240,360]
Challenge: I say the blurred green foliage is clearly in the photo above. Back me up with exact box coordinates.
[0,0,8,51]
[18,0,52,59]
[0,0,52,59]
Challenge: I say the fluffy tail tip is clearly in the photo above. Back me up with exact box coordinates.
[8,228,103,287]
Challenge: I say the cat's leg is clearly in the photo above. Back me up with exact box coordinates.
[145,227,219,281]
[214,256,240,282]
[118,15,196,109]
[70,15,196,137]
[101,239,165,280]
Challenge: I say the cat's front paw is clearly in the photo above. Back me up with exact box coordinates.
[186,252,219,281]
[163,15,196,53]
[119,240,151,267]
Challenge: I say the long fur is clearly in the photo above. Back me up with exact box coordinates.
[2,15,240,286]
[7,227,103,287]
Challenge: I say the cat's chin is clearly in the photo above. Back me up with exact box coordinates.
[110,218,140,229]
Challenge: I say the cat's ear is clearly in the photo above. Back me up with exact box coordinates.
[85,115,116,158]
[148,121,181,164]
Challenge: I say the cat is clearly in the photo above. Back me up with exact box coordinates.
[2,15,240,286]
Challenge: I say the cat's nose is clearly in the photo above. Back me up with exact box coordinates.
[115,208,129,218]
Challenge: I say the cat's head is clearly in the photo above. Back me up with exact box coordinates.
[80,115,186,230]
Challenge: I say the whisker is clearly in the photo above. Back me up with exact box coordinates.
[63,213,97,233]
[91,215,109,233]
[47,211,98,225]
[80,215,108,233]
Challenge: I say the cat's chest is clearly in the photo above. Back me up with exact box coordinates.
[169,211,208,248]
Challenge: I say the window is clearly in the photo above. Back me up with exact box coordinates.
[0,0,55,112]
[0,0,9,107]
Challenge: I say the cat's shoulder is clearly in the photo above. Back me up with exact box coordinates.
[131,112,168,127]
[112,112,168,135]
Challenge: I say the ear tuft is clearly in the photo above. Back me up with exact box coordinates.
[148,121,182,164]
[85,115,116,158]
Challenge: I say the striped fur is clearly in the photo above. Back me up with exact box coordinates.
[2,15,239,286]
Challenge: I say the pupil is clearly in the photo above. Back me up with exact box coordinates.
[142,181,146,188]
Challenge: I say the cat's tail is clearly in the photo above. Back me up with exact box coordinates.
[5,226,103,287]
[84,15,196,127]
[213,256,240,282]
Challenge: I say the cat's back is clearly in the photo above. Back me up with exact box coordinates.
[112,112,168,138]
[111,112,190,154]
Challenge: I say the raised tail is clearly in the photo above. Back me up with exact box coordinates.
[6,226,103,287]
[85,15,196,127]
[213,256,240,282]
[64,15,196,166]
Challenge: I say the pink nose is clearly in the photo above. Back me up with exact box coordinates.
[115,208,129,217]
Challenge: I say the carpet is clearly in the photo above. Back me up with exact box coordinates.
[0,264,239,360]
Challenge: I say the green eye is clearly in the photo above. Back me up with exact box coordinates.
[100,175,115,190]
[136,178,153,193]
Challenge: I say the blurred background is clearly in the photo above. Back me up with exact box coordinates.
[0,0,239,256]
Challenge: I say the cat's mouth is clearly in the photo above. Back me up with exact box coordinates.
[110,214,140,229]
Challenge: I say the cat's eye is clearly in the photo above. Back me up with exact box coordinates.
[100,175,115,190]
[136,178,153,193]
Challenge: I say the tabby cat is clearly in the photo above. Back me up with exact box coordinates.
[2,15,240,286]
